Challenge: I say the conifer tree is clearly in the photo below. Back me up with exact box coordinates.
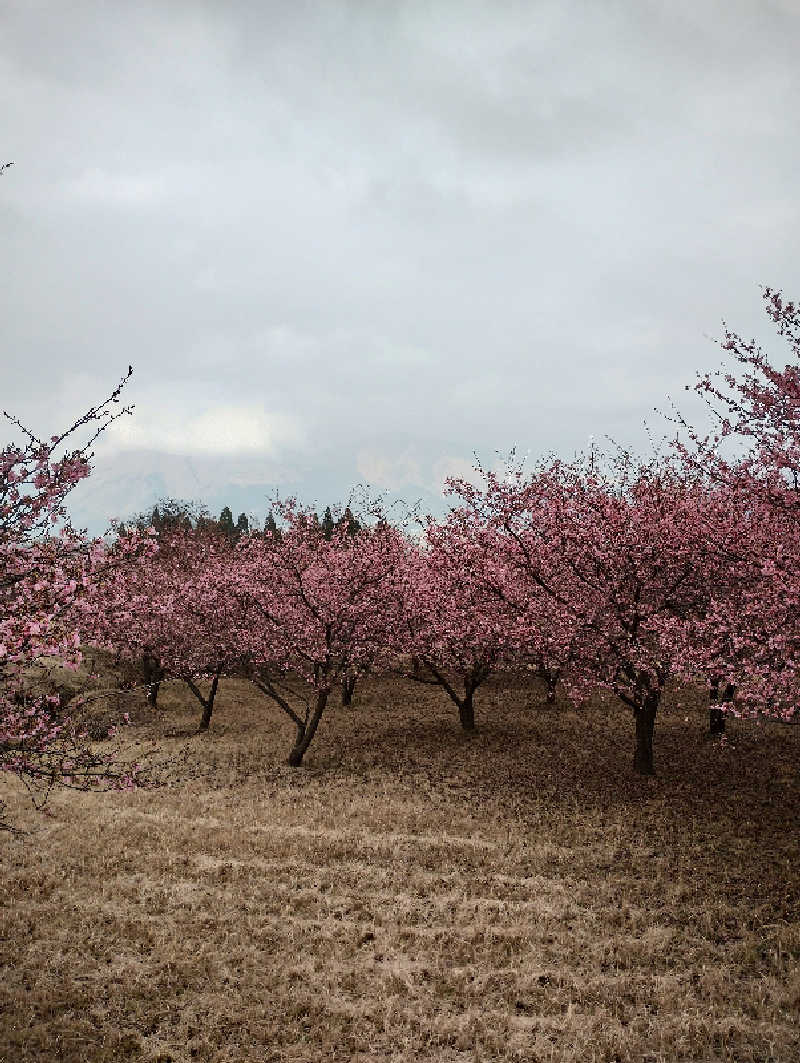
[322,506,335,540]
[235,512,250,540]
[342,506,361,536]
[219,506,235,540]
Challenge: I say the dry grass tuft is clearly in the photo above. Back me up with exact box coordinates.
[1,671,798,1062]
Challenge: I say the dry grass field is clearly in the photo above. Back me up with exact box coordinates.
[1,670,799,1063]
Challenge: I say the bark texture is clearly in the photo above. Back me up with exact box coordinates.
[341,674,357,706]
[287,690,329,766]
[458,688,475,731]
[142,650,164,708]
[185,671,221,732]
[708,677,735,736]
[633,692,660,775]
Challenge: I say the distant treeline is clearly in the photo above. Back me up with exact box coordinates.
[117,498,362,542]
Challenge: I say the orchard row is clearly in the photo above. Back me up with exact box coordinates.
[72,450,798,776]
[2,286,799,824]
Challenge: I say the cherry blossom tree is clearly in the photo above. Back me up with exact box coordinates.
[1,369,149,827]
[444,470,587,710]
[667,285,800,725]
[77,522,244,732]
[448,452,732,774]
[675,468,800,724]
[228,501,407,765]
[397,511,517,731]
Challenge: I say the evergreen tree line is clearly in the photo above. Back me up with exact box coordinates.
[117,499,362,543]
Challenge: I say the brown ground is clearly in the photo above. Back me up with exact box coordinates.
[1,670,798,1062]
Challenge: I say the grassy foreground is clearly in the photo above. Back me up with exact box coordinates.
[1,673,799,1063]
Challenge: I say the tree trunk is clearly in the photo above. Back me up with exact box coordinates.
[633,691,660,775]
[142,651,164,707]
[545,671,558,704]
[341,674,357,706]
[709,706,725,735]
[459,687,475,731]
[184,671,221,732]
[197,673,220,732]
[417,659,482,731]
[708,677,734,736]
[537,664,559,704]
[287,689,328,766]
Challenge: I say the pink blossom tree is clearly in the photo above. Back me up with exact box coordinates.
[1,369,150,827]
[77,522,245,732]
[228,501,408,765]
[675,467,800,725]
[448,453,732,774]
[441,469,586,709]
[667,285,800,725]
[397,511,519,731]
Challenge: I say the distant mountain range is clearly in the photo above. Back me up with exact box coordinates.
[64,448,447,538]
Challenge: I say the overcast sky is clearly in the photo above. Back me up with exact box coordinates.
[2,0,799,535]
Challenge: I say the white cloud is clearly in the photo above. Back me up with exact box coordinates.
[106,403,305,457]
[64,167,169,208]
[356,449,422,489]
[728,199,800,234]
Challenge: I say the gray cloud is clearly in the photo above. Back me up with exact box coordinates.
[2,0,798,535]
